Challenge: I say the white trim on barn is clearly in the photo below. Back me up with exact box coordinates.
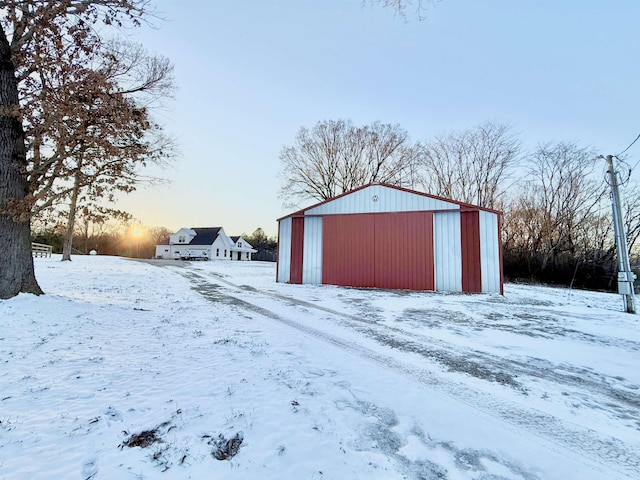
[302,216,323,284]
[479,210,501,293]
[434,210,462,292]
[277,218,292,282]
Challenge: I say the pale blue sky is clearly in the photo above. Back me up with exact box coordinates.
[117,0,640,237]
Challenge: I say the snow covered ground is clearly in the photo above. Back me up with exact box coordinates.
[1,255,638,480]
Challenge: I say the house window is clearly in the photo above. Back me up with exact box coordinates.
[178,235,185,243]
[216,248,219,257]
[246,252,249,259]
[237,242,242,247]
[224,249,227,257]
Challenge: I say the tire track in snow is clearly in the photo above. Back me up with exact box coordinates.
[170,266,638,478]
[195,269,640,412]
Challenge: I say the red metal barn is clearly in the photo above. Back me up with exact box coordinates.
[276,183,503,294]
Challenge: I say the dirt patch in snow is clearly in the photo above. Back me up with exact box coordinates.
[205,432,244,460]
[122,429,161,448]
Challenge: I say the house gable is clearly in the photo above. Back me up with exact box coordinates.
[169,228,196,245]
[208,228,232,258]
[230,236,256,252]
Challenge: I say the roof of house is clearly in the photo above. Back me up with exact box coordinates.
[190,227,222,245]
[230,236,240,243]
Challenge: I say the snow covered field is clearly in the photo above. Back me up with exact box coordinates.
[1,255,638,480]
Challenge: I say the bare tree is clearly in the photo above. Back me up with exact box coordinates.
[25,40,175,261]
[502,142,610,283]
[621,182,640,255]
[148,226,172,246]
[279,119,421,206]
[73,207,131,254]
[0,0,158,298]
[419,121,520,209]
[369,0,440,19]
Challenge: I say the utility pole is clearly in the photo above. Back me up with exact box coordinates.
[604,155,637,314]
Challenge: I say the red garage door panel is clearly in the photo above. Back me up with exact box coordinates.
[289,217,305,284]
[461,211,481,293]
[375,212,434,290]
[322,212,434,290]
[322,214,375,287]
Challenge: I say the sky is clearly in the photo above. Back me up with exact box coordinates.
[114,0,640,238]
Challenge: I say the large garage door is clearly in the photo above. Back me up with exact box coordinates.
[322,212,434,290]
[322,214,375,288]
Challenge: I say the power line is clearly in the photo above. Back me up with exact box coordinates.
[613,156,633,185]
[617,154,640,179]
[617,133,640,157]
[628,157,640,175]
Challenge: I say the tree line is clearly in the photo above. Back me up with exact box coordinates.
[30,220,277,262]
[32,219,171,260]
[279,119,640,291]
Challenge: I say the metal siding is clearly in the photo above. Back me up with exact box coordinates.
[306,185,459,216]
[479,210,501,293]
[277,218,291,283]
[374,212,434,290]
[303,216,323,284]
[322,215,375,287]
[434,211,462,292]
[290,217,305,284]
[461,211,482,293]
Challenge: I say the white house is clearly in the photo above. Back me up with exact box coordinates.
[229,236,257,261]
[155,227,256,261]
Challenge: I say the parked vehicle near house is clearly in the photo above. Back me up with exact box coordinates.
[172,249,209,261]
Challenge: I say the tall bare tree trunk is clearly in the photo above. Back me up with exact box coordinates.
[83,221,90,255]
[62,169,82,261]
[0,26,42,299]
